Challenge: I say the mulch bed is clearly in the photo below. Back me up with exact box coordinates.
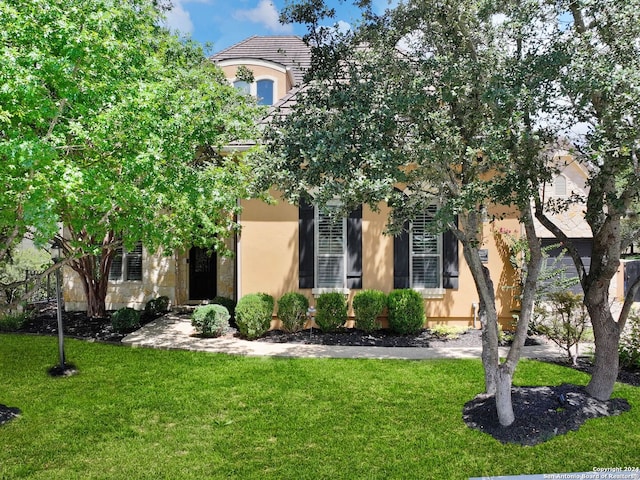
[463,383,631,446]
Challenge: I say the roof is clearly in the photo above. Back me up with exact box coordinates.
[210,36,311,86]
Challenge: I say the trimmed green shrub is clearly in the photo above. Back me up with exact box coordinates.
[352,290,386,333]
[315,292,347,332]
[235,293,274,340]
[0,311,29,332]
[620,308,640,370]
[212,296,237,325]
[111,307,141,333]
[191,304,230,338]
[387,289,425,335]
[144,296,170,318]
[277,292,309,332]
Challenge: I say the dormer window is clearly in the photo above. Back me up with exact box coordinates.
[232,77,276,105]
[257,79,274,105]
[233,80,250,95]
[553,175,567,196]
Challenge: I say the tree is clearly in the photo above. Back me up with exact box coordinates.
[0,0,264,316]
[267,0,550,425]
[533,0,640,400]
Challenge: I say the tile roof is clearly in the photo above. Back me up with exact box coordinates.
[210,36,311,86]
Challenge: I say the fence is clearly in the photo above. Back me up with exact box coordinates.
[1,269,58,307]
[623,260,640,302]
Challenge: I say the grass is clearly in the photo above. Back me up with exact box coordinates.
[0,334,638,480]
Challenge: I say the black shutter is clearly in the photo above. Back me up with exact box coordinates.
[298,198,315,289]
[393,220,410,289]
[442,217,459,289]
[346,205,363,289]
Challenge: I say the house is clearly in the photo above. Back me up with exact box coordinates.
[63,36,623,326]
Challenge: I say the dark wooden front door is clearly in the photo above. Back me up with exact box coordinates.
[189,247,217,300]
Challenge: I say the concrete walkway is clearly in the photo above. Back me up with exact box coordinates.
[122,314,567,360]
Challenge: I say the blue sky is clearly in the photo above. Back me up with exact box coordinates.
[163,0,397,53]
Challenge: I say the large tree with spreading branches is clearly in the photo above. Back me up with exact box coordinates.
[264,0,559,426]
[0,0,264,316]
[533,0,640,400]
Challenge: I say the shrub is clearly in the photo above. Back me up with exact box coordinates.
[144,296,170,318]
[535,291,589,366]
[620,308,640,370]
[191,304,230,338]
[277,292,309,332]
[315,292,347,332]
[430,324,466,340]
[0,311,29,332]
[111,307,141,333]
[352,290,386,332]
[387,289,425,335]
[211,296,237,326]
[235,293,274,340]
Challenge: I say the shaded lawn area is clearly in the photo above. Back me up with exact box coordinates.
[0,334,638,480]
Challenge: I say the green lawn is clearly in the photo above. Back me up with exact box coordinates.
[0,334,638,480]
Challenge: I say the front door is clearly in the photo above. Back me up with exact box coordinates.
[189,247,217,300]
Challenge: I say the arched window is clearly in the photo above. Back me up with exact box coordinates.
[553,175,567,196]
[233,80,250,95]
[256,79,274,105]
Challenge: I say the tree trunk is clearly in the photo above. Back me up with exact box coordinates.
[459,220,499,396]
[496,368,514,426]
[585,302,621,400]
[479,276,499,396]
[70,249,115,318]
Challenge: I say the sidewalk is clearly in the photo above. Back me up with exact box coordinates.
[122,314,566,360]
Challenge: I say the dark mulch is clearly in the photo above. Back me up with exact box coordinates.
[16,303,151,343]
[463,383,632,446]
[0,405,20,426]
[258,327,439,347]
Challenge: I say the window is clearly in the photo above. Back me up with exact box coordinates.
[256,79,274,105]
[298,199,362,291]
[553,175,567,196]
[393,199,458,292]
[410,205,442,288]
[109,242,143,281]
[233,80,250,95]
[316,204,346,288]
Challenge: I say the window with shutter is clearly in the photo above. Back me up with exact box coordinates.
[108,242,143,282]
[125,242,143,281]
[410,205,441,288]
[316,204,346,288]
[109,248,124,281]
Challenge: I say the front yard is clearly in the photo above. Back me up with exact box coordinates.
[0,334,638,479]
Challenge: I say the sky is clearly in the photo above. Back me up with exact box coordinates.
[162,0,398,54]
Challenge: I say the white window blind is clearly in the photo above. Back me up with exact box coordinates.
[411,205,441,288]
[316,205,346,288]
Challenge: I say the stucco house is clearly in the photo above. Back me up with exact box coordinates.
[64,35,626,326]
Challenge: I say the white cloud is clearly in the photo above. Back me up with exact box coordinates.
[162,0,194,36]
[334,20,351,35]
[373,0,401,14]
[234,0,293,34]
